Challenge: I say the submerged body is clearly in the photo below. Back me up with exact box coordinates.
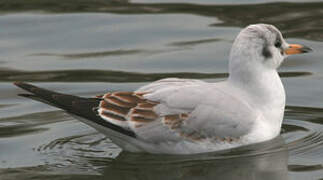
[15,24,311,154]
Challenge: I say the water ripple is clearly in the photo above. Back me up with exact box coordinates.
[2,1,322,41]
[0,69,312,82]
[1,104,322,178]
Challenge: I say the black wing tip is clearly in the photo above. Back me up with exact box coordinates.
[14,81,36,93]
[13,81,27,87]
[13,81,23,85]
[14,82,137,138]
[18,93,35,98]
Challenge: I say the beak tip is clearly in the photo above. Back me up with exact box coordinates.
[301,46,313,53]
[285,44,313,55]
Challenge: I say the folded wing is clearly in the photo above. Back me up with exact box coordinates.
[98,78,256,143]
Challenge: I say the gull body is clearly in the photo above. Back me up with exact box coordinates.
[15,24,311,154]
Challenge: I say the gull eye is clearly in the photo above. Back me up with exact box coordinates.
[274,39,282,48]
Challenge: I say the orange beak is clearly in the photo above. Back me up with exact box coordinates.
[284,44,312,55]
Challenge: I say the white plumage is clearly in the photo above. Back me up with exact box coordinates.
[15,24,312,154]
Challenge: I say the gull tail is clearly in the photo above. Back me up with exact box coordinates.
[14,82,136,138]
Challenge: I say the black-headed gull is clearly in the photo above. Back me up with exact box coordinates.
[15,24,312,154]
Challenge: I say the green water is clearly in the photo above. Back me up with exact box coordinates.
[1,0,323,179]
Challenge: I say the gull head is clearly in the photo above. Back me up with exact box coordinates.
[229,24,312,77]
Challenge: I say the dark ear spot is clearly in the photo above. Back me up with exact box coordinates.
[262,46,272,59]
[274,39,282,48]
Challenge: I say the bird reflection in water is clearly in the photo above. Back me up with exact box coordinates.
[102,136,288,180]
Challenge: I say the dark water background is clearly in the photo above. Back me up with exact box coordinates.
[1,0,323,179]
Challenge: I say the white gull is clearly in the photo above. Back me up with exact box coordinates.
[15,24,312,154]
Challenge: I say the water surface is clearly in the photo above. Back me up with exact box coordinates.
[1,0,323,179]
